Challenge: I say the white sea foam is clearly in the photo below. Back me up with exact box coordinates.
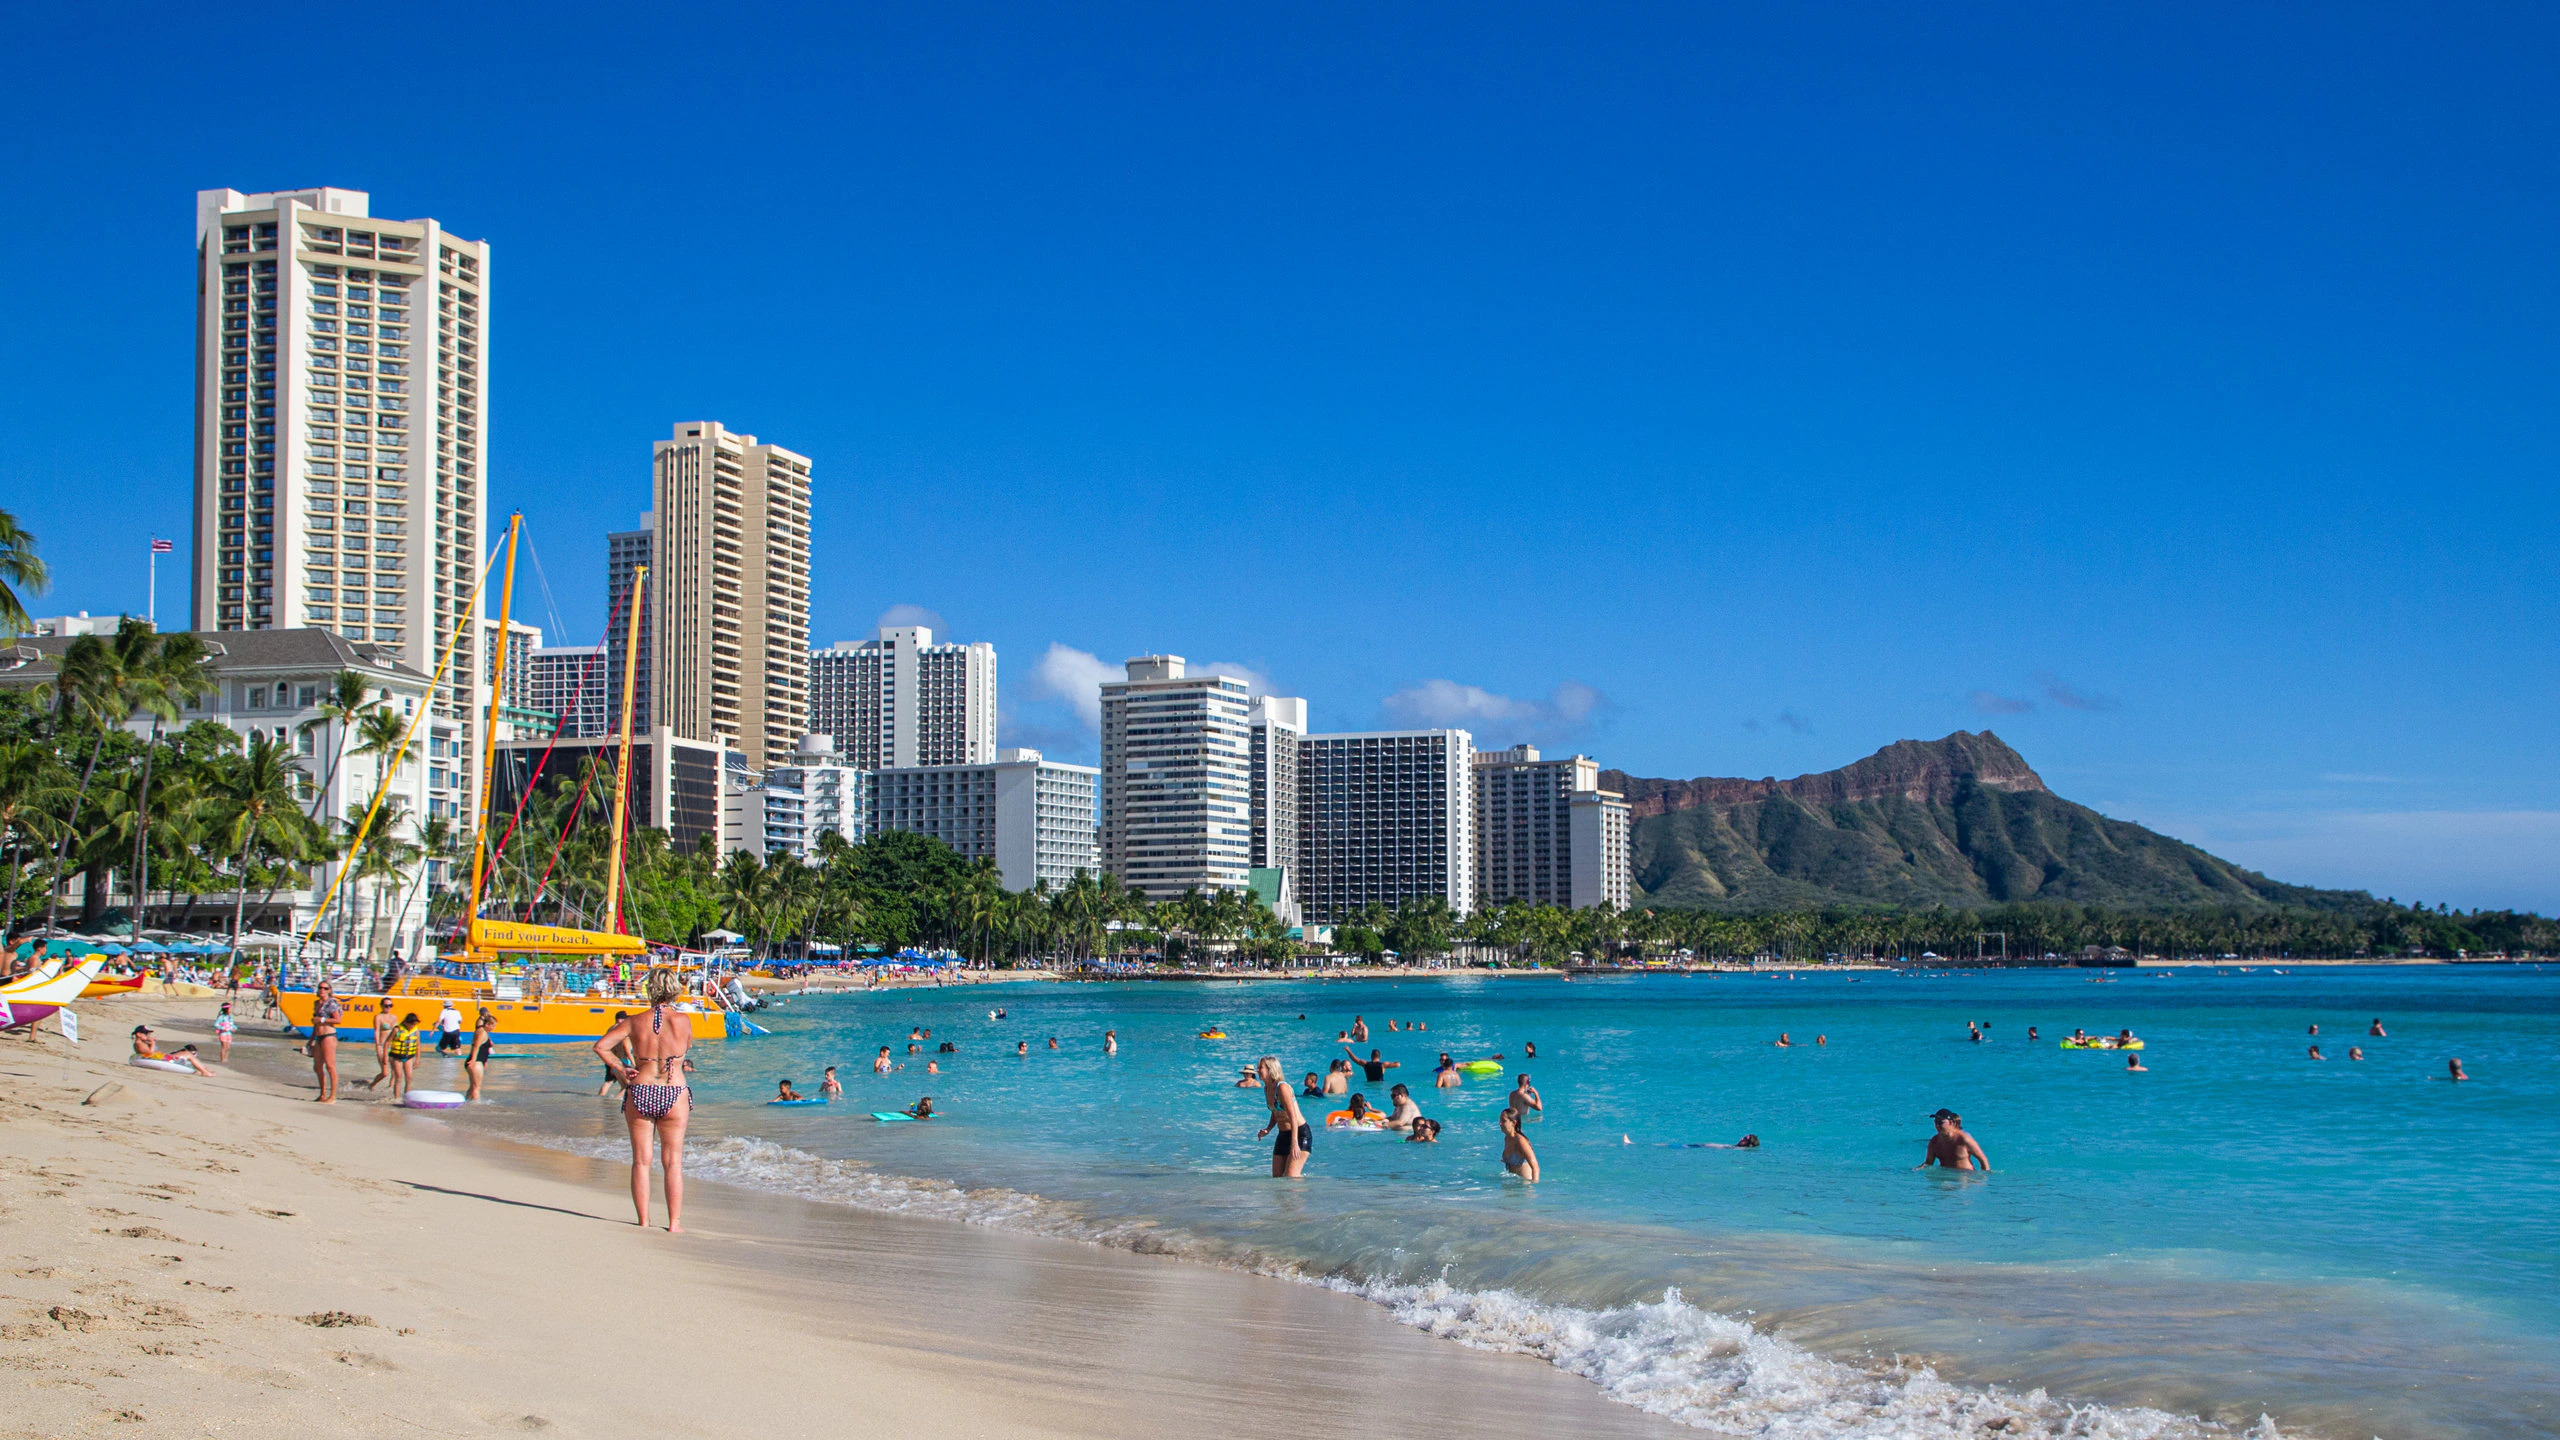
[531,1130,2281,1440]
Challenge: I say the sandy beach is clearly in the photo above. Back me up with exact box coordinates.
[0,992,1679,1440]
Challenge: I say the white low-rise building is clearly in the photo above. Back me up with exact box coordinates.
[871,749,1098,891]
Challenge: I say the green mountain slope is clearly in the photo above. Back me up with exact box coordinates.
[1603,732,2365,912]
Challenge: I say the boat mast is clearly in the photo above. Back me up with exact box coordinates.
[464,513,523,929]
[603,564,646,935]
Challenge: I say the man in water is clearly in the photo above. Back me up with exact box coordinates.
[1506,1074,1543,1119]
[2309,1044,2326,1060]
[437,1000,465,1055]
[2348,1046,2365,1061]
[1774,1033,1793,1048]
[1350,1016,1370,1043]
[776,1078,803,1102]
[2027,1027,2039,1042]
[1047,1037,1059,1050]
[2124,1052,2146,1072]
[1301,1071,1326,1097]
[1383,1082,1422,1130]
[2369,1018,2388,1037]
[1434,1053,1463,1088]
[2447,1058,2469,1081]
[1916,1109,1989,1171]
[1345,1044,1399,1083]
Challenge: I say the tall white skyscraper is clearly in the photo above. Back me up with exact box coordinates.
[1098,656,1255,900]
[1246,695,1306,875]
[1473,744,1632,911]
[807,627,997,770]
[192,186,490,817]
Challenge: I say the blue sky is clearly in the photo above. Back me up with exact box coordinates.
[4,5,2555,909]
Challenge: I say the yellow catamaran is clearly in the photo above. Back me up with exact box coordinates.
[277,516,736,1044]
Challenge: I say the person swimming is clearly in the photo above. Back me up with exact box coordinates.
[1917,1109,1989,1171]
[1499,1109,1540,1181]
[906,1096,936,1119]
[2308,1044,2326,1060]
[2348,1046,2365,1061]
[1406,1116,1442,1143]
[1506,1074,1543,1118]
[1018,1040,1030,1056]
[1301,1071,1326,1096]
[1523,1040,1538,1059]
[2027,1026,2039,1041]
[874,1045,896,1074]
[1433,1053,1462,1088]
[1324,1059,1352,1095]
[776,1078,803,1102]
[2124,1052,2147,1072]
[1344,1093,1380,1123]
[1775,1033,1793,1048]
[821,1066,842,1098]
[1384,1082,1421,1130]
[2369,1018,2388,1037]
[2446,1058,2469,1081]
[2308,1023,2319,1036]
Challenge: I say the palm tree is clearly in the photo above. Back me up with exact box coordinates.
[38,619,152,932]
[388,814,459,956]
[0,508,48,637]
[0,741,73,934]
[297,671,378,819]
[352,814,421,961]
[350,705,411,801]
[215,732,309,960]
[122,632,216,926]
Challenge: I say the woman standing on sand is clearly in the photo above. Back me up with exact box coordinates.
[307,981,342,1103]
[1255,1056,1312,1178]
[592,971,694,1232]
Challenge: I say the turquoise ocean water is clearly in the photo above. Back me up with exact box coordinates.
[440,966,2559,1439]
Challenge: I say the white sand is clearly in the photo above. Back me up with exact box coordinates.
[1,993,1678,1439]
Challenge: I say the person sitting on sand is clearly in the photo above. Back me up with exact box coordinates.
[130,1026,214,1076]
[1301,1071,1326,1098]
[1407,1116,1442,1143]
[1499,1109,1540,1182]
[1917,1109,1989,1171]
[1434,1054,1462,1089]
[2124,1052,2147,1072]
[1506,1075,1543,1118]
[1384,1083,1421,1130]
[875,1046,897,1074]
[2446,1058,2468,1082]
[2369,1018,2387,1037]
[2309,1044,2325,1060]
[821,1067,843,1098]
[907,1097,936,1119]
[776,1078,804,1102]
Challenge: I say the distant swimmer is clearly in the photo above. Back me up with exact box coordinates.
[996,1008,1007,1020]
[906,1097,936,1119]
[1775,1033,1794,1048]
[1105,1029,1119,1055]
[2027,1027,2039,1042]
[1235,1067,1263,1089]
[1384,1083,1421,1130]
[1351,1016,1371,1043]
[1970,1026,1984,1044]
[1388,1020,1402,1032]
[1414,1021,1428,1032]
[2308,1023,2319,1036]
[2115,1029,2139,1047]
[1917,1109,1989,1171]
[1736,1134,1761,1148]
[1016,1040,1030,1057]
[988,1010,999,1022]
[2068,1028,2091,1045]
[821,1066,843,1098]
[909,1027,924,1041]
[926,1059,941,1075]
[875,1046,897,1074]
[1499,1109,1540,1181]
[2447,1058,2469,1082]
[2348,1047,2365,1061]
[2369,1019,2388,1037]
[2308,1044,2326,1060]
[1434,1054,1463,1088]
[1324,1059,1352,1095]
[1506,1074,1544,1118]
[1346,1045,1400,1083]
[2124,1052,2146,1072]
[1816,1035,1827,1046]
[1047,1037,1060,1050]
[1523,1041,1538,1059]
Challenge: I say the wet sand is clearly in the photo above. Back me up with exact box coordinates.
[0,994,1679,1439]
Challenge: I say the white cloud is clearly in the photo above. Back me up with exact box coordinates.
[874,603,948,635]
[2137,807,2560,914]
[1380,679,1612,748]
[1195,660,1275,697]
[1029,643,1117,731]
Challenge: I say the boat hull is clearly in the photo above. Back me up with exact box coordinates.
[80,975,147,1000]
[275,988,730,1044]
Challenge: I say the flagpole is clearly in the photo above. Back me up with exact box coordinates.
[148,540,156,628]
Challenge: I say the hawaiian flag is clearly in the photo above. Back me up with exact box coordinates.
[150,538,175,554]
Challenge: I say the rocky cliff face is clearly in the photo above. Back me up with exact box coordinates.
[1604,731,2048,818]
[1606,733,2350,912]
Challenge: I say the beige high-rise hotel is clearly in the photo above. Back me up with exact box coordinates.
[649,422,811,771]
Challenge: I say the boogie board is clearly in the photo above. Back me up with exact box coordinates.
[767,1097,829,1106]
[404,1089,467,1109]
[870,1111,921,1122]
[127,1055,195,1074]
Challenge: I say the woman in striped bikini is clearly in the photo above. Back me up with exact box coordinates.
[592,970,695,1232]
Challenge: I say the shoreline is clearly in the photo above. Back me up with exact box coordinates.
[1,992,1685,1439]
